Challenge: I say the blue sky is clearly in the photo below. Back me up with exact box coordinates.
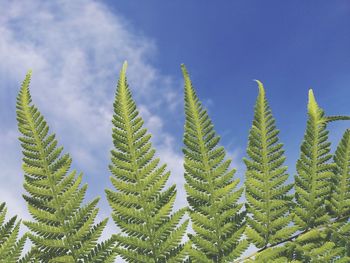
[110,0,350,182]
[110,0,350,154]
[0,0,350,258]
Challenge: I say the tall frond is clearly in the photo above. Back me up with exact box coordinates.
[0,202,27,263]
[181,64,247,262]
[243,81,295,249]
[326,129,350,257]
[328,129,350,218]
[106,62,189,262]
[16,72,116,262]
[294,90,349,231]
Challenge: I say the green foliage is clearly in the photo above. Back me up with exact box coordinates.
[16,72,116,262]
[0,64,348,262]
[328,129,350,218]
[294,90,350,231]
[181,65,247,262]
[289,228,350,262]
[245,246,291,263]
[329,220,350,257]
[0,203,27,263]
[244,81,296,249]
[105,62,189,262]
[327,129,350,257]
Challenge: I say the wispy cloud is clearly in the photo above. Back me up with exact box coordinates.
[0,2,244,261]
[0,0,184,251]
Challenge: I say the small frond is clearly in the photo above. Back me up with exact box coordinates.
[0,202,28,263]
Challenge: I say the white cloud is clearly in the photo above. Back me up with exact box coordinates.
[0,1,246,261]
[0,0,184,260]
[0,130,29,218]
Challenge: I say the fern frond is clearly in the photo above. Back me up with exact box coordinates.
[181,64,247,262]
[324,129,350,257]
[331,221,350,257]
[18,247,40,263]
[245,246,289,263]
[0,202,28,263]
[328,129,350,218]
[244,81,295,248]
[106,62,188,262]
[16,72,116,262]
[291,228,350,262]
[294,89,349,231]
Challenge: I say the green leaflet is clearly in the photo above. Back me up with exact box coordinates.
[181,65,247,262]
[106,62,189,262]
[294,90,350,231]
[0,202,27,263]
[16,72,116,262]
[244,81,295,249]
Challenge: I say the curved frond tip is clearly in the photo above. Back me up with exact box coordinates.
[253,79,265,95]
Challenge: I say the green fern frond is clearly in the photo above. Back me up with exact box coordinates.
[328,129,350,218]
[16,72,116,262]
[325,129,350,257]
[245,246,289,263]
[294,89,349,231]
[106,62,188,262]
[244,81,295,248]
[290,228,350,262]
[0,202,28,263]
[181,64,247,262]
[331,221,350,257]
[18,247,40,263]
